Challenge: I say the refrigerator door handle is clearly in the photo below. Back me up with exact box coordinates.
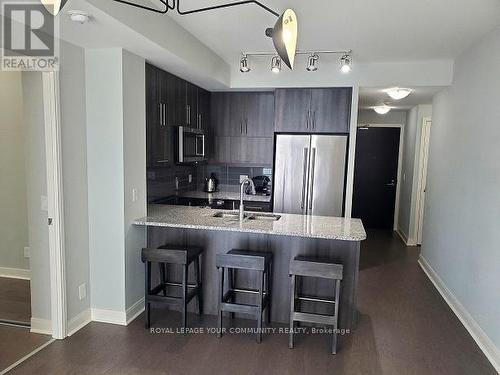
[300,147,309,210]
[308,148,317,211]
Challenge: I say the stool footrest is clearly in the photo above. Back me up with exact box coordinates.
[221,302,260,315]
[292,311,336,326]
[296,295,336,304]
[147,286,200,305]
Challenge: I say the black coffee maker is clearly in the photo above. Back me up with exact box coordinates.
[246,176,271,195]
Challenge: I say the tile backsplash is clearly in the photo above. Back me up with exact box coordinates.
[196,164,273,186]
[147,165,198,202]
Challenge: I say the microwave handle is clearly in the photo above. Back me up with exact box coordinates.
[195,134,205,156]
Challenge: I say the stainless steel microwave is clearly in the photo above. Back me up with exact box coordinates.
[177,126,207,164]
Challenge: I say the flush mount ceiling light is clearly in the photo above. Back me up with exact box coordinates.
[306,54,319,72]
[68,10,91,24]
[41,0,69,15]
[386,87,412,100]
[374,105,391,115]
[265,9,298,70]
[271,56,282,73]
[240,55,250,73]
[340,53,352,73]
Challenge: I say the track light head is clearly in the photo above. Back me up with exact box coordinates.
[306,53,319,72]
[271,56,282,73]
[240,56,250,73]
[340,53,352,73]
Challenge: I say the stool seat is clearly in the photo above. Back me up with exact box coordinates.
[217,249,272,271]
[142,245,203,265]
[290,256,343,280]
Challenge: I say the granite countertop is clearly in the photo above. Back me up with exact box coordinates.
[134,204,366,241]
[178,189,272,203]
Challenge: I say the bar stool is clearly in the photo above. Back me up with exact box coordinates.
[216,249,273,343]
[289,256,343,354]
[141,244,203,330]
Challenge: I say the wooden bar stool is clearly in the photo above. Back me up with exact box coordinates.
[216,249,273,343]
[289,256,343,354]
[141,244,203,330]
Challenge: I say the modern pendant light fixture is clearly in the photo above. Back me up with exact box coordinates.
[41,0,69,15]
[386,87,412,100]
[374,105,391,115]
[265,9,298,70]
[340,53,352,73]
[271,56,282,73]
[306,54,319,72]
[240,55,250,73]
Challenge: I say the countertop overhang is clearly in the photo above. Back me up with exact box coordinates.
[134,205,366,241]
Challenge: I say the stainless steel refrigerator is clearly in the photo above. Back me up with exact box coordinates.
[273,134,348,216]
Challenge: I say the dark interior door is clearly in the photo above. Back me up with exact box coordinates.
[352,127,400,229]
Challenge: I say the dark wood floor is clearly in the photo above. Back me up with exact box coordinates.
[0,277,31,324]
[0,325,52,373]
[7,230,497,374]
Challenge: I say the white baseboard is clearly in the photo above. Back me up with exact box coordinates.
[90,297,144,326]
[30,317,52,335]
[395,228,417,246]
[0,267,30,280]
[67,308,91,336]
[126,297,145,325]
[418,255,500,373]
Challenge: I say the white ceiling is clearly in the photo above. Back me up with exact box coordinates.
[359,86,444,109]
[168,0,500,65]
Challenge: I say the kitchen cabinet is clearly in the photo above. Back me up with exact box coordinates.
[274,88,352,133]
[197,88,210,130]
[230,137,273,165]
[230,92,274,137]
[210,136,231,164]
[146,64,173,167]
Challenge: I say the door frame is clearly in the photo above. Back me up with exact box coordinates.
[356,123,404,231]
[414,117,432,245]
[42,71,67,339]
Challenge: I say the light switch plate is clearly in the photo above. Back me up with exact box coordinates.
[40,195,48,211]
[24,247,30,258]
[78,283,86,300]
[132,188,138,202]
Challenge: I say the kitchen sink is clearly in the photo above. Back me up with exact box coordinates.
[212,211,281,222]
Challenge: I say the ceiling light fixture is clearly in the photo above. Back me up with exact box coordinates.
[41,0,69,16]
[271,56,282,73]
[306,54,319,72]
[374,105,391,115]
[68,10,91,24]
[340,53,352,73]
[265,9,298,70]
[386,88,412,100]
[240,55,250,73]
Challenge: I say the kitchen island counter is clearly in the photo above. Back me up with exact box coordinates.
[134,204,366,241]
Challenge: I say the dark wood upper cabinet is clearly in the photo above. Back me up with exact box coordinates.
[274,89,312,132]
[186,82,198,128]
[210,93,231,136]
[274,88,351,133]
[245,92,274,137]
[310,88,352,133]
[197,89,210,130]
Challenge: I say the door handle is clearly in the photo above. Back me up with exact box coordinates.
[308,148,316,210]
[301,147,309,210]
[386,181,396,187]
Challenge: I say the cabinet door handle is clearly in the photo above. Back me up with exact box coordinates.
[306,110,310,129]
[163,104,167,126]
[240,121,243,134]
[313,111,316,129]
[159,103,163,126]
[156,159,169,163]
[245,119,248,134]
[198,113,202,129]
[186,105,190,125]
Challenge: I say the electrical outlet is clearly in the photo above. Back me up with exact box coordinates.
[24,247,30,258]
[78,283,87,300]
[239,175,249,183]
[132,188,138,203]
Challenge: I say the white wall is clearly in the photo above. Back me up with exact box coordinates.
[421,27,500,370]
[0,72,29,273]
[398,104,432,243]
[86,48,146,319]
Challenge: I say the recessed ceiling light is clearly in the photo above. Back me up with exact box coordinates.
[386,88,412,100]
[374,105,391,115]
[68,10,91,23]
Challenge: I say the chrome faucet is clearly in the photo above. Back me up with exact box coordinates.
[239,178,255,221]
